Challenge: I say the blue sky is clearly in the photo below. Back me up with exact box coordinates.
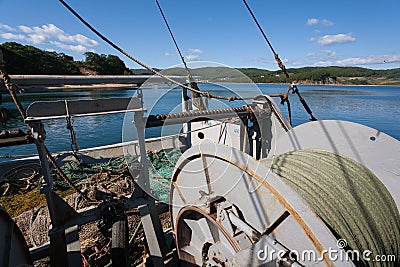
[0,0,399,70]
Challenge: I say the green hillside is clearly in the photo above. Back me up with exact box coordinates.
[162,66,400,85]
[238,66,400,85]
[0,42,131,75]
[1,42,399,85]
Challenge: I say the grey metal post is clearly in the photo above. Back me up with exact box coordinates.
[139,203,167,266]
[30,121,68,266]
[182,87,192,147]
[29,121,82,267]
[65,225,82,267]
[132,109,169,265]
[132,111,150,196]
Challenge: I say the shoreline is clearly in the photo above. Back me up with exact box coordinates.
[210,81,400,87]
[254,82,400,87]
[1,76,399,93]
[1,82,398,94]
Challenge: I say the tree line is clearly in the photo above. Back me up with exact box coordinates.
[163,66,400,85]
[0,42,132,75]
[237,66,400,85]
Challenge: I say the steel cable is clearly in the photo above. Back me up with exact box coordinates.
[58,0,247,102]
[242,0,317,121]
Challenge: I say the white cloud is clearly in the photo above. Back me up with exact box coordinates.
[314,61,334,67]
[307,50,337,60]
[49,41,88,53]
[317,33,356,46]
[250,56,295,66]
[28,34,47,44]
[18,25,34,33]
[307,18,333,26]
[186,48,203,60]
[0,23,99,54]
[164,52,175,57]
[57,33,98,47]
[321,19,334,26]
[310,54,400,67]
[186,54,199,60]
[0,33,25,41]
[335,54,400,65]
[289,60,306,66]
[0,24,15,31]
[188,48,203,54]
[307,18,319,25]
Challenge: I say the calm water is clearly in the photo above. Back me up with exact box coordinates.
[1,84,399,160]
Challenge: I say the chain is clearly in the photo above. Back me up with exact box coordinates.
[65,100,79,153]
[0,49,27,119]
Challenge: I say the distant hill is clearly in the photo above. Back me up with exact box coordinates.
[160,66,400,85]
[1,42,399,85]
[237,66,400,85]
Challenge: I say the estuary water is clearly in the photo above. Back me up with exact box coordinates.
[1,83,399,160]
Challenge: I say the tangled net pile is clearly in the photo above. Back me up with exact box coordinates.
[52,157,131,191]
[51,148,182,202]
[0,148,181,266]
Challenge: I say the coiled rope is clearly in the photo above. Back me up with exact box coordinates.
[271,149,400,267]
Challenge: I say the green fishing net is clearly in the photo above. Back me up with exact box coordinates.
[52,149,182,202]
[148,149,181,201]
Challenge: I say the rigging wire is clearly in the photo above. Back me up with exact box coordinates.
[155,0,205,110]
[58,0,299,125]
[242,0,317,121]
[65,100,79,153]
[58,0,244,102]
[155,0,190,80]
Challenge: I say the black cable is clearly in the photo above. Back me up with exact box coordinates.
[58,0,242,103]
[242,0,317,121]
[242,0,277,56]
[155,0,189,76]
[155,0,205,110]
